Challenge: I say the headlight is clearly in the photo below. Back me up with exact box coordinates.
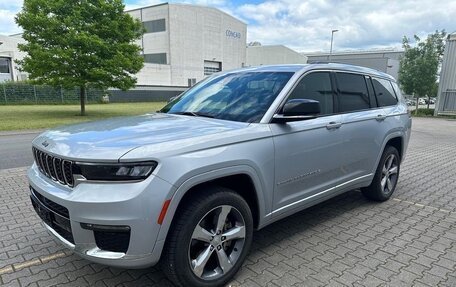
[74,161,157,181]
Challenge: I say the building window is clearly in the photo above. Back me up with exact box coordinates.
[143,19,166,33]
[204,61,221,76]
[188,78,196,87]
[0,57,11,74]
[144,53,167,64]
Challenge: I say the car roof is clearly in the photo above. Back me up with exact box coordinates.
[231,63,396,81]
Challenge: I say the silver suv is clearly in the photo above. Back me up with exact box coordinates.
[28,64,411,287]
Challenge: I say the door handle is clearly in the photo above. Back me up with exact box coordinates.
[376,114,386,121]
[326,121,342,130]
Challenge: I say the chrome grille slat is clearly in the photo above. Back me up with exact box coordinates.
[53,158,65,184]
[46,154,57,180]
[39,150,45,173]
[41,151,50,177]
[32,147,74,187]
[61,160,67,185]
[32,148,40,171]
[36,150,41,170]
[62,160,74,187]
[34,148,41,171]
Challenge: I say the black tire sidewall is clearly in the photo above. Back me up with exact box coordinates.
[170,188,253,287]
[367,146,400,201]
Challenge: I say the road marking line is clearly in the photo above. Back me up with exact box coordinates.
[0,251,71,275]
[13,258,41,271]
[0,266,14,275]
[40,251,68,263]
[393,198,455,215]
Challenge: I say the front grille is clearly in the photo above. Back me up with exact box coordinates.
[30,188,75,244]
[33,147,74,187]
[94,230,131,253]
[32,188,69,218]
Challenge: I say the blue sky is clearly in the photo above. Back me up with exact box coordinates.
[1,0,455,52]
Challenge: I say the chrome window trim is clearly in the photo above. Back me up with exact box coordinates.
[263,68,399,124]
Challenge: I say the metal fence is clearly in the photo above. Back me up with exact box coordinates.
[0,83,103,104]
[108,86,186,103]
[0,83,186,104]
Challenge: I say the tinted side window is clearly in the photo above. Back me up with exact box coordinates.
[391,81,403,101]
[336,73,370,112]
[366,77,378,108]
[372,77,398,107]
[288,72,334,115]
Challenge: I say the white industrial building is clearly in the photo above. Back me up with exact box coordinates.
[0,34,27,82]
[0,2,308,91]
[128,3,247,87]
[304,49,404,80]
[246,45,307,66]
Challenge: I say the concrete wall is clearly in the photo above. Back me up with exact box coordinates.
[246,45,307,66]
[128,3,247,87]
[0,35,27,82]
[129,4,172,86]
[168,4,246,86]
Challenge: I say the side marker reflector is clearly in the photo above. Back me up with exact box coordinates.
[157,199,171,225]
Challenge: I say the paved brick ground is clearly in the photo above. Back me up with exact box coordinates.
[1,117,455,287]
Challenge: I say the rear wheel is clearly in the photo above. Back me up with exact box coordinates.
[161,186,253,287]
[362,146,400,201]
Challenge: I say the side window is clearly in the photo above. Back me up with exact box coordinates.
[288,72,334,115]
[336,73,370,112]
[365,76,378,108]
[391,81,403,101]
[372,77,398,107]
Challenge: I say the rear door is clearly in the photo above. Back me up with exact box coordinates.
[335,72,385,180]
[371,77,403,159]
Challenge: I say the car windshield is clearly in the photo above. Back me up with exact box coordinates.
[160,71,294,123]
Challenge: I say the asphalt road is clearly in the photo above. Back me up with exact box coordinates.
[0,132,39,170]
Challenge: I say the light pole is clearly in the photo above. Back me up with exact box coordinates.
[329,29,338,61]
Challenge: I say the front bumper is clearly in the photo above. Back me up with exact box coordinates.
[27,164,174,268]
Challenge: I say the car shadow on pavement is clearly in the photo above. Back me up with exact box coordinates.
[99,189,379,286]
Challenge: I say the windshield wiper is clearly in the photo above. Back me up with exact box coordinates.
[171,111,215,118]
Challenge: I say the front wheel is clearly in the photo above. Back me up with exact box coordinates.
[362,145,400,201]
[161,186,253,287]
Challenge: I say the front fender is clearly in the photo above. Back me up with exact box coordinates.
[156,164,270,244]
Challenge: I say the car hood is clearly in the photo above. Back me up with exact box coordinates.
[32,113,250,162]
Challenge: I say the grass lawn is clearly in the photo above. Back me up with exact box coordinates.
[0,102,166,131]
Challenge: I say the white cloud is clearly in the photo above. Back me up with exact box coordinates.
[233,0,456,52]
[0,9,22,35]
[1,0,455,52]
[124,0,163,10]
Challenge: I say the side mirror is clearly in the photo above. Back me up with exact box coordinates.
[272,99,320,123]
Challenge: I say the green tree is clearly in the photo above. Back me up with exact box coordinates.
[398,30,446,114]
[16,0,144,115]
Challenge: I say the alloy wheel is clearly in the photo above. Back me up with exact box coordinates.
[381,154,398,194]
[188,205,246,280]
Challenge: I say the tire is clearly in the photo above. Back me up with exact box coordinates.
[160,186,253,287]
[362,146,400,202]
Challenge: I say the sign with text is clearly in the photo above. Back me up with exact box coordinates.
[226,29,241,39]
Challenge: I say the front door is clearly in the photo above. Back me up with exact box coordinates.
[270,72,347,214]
